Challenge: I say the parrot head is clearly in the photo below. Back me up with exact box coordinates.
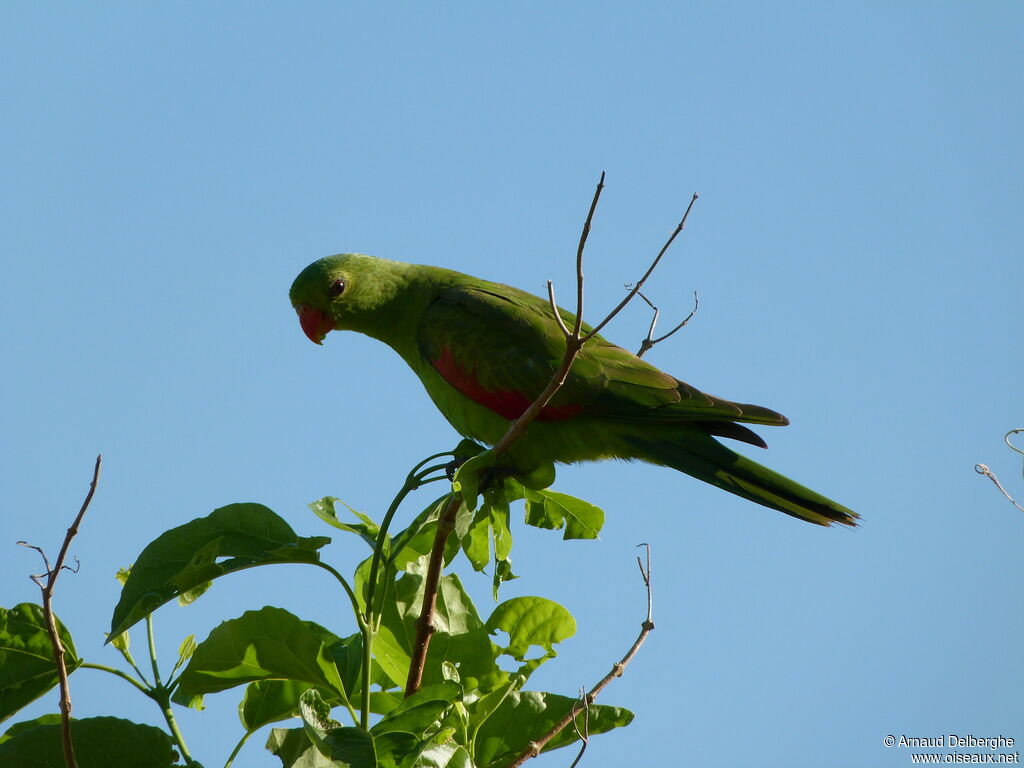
[289,253,408,344]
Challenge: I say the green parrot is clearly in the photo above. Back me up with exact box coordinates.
[290,253,857,527]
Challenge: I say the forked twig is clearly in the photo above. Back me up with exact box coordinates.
[17,454,102,768]
[632,288,700,358]
[507,544,656,767]
[567,688,591,768]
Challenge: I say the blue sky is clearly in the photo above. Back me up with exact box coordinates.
[2,3,1022,767]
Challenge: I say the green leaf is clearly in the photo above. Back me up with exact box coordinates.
[372,732,423,768]
[299,690,376,767]
[414,743,475,768]
[171,606,346,710]
[473,691,633,766]
[0,604,81,723]
[371,681,461,737]
[172,634,196,675]
[266,728,335,768]
[491,559,517,602]
[486,493,512,563]
[325,634,364,705]
[109,629,130,655]
[523,489,604,539]
[109,503,330,638]
[452,451,499,511]
[485,597,575,679]
[309,497,380,550]
[486,598,575,659]
[460,510,490,572]
[240,679,319,732]
[0,716,180,768]
[0,715,62,745]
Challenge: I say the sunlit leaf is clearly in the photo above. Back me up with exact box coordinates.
[299,690,375,767]
[308,497,380,551]
[523,489,604,539]
[109,503,330,638]
[171,606,346,710]
[473,691,632,766]
[371,680,461,737]
[0,716,180,768]
[0,714,62,745]
[0,604,81,724]
[266,727,335,768]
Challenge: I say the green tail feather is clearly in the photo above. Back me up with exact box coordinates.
[624,432,858,527]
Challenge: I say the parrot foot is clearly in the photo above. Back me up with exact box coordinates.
[444,458,464,482]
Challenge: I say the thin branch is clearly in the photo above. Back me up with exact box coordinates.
[635,289,700,358]
[404,493,461,696]
[507,545,656,768]
[582,192,698,342]
[975,429,1024,514]
[18,454,102,768]
[1005,428,1024,458]
[571,171,604,338]
[547,281,574,339]
[566,688,590,768]
[975,464,1024,513]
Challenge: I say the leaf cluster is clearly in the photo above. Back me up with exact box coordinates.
[1,446,631,768]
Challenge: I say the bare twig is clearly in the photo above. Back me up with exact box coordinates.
[567,689,591,768]
[17,454,102,768]
[975,465,1024,512]
[571,171,604,338]
[633,288,700,358]
[582,192,698,342]
[507,544,656,768]
[975,429,1024,514]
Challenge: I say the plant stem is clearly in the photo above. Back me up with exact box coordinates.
[153,687,194,765]
[224,729,251,768]
[314,561,363,621]
[146,614,162,686]
[79,662,151,695]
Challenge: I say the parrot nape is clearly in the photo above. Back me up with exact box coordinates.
[290,253,857,527]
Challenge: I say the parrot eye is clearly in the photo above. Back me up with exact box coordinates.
[329,279,346,297]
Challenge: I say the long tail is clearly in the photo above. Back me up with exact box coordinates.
[623,431,858,527]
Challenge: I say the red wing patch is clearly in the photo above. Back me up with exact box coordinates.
[432,347,582,422]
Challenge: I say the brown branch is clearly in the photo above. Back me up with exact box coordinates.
[18,454,102,768]
[507,545,655,768]
[404,493,461,696]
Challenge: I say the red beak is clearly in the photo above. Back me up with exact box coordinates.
[296,305,335,345]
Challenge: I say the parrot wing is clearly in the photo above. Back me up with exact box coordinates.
[415,285,787,441]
